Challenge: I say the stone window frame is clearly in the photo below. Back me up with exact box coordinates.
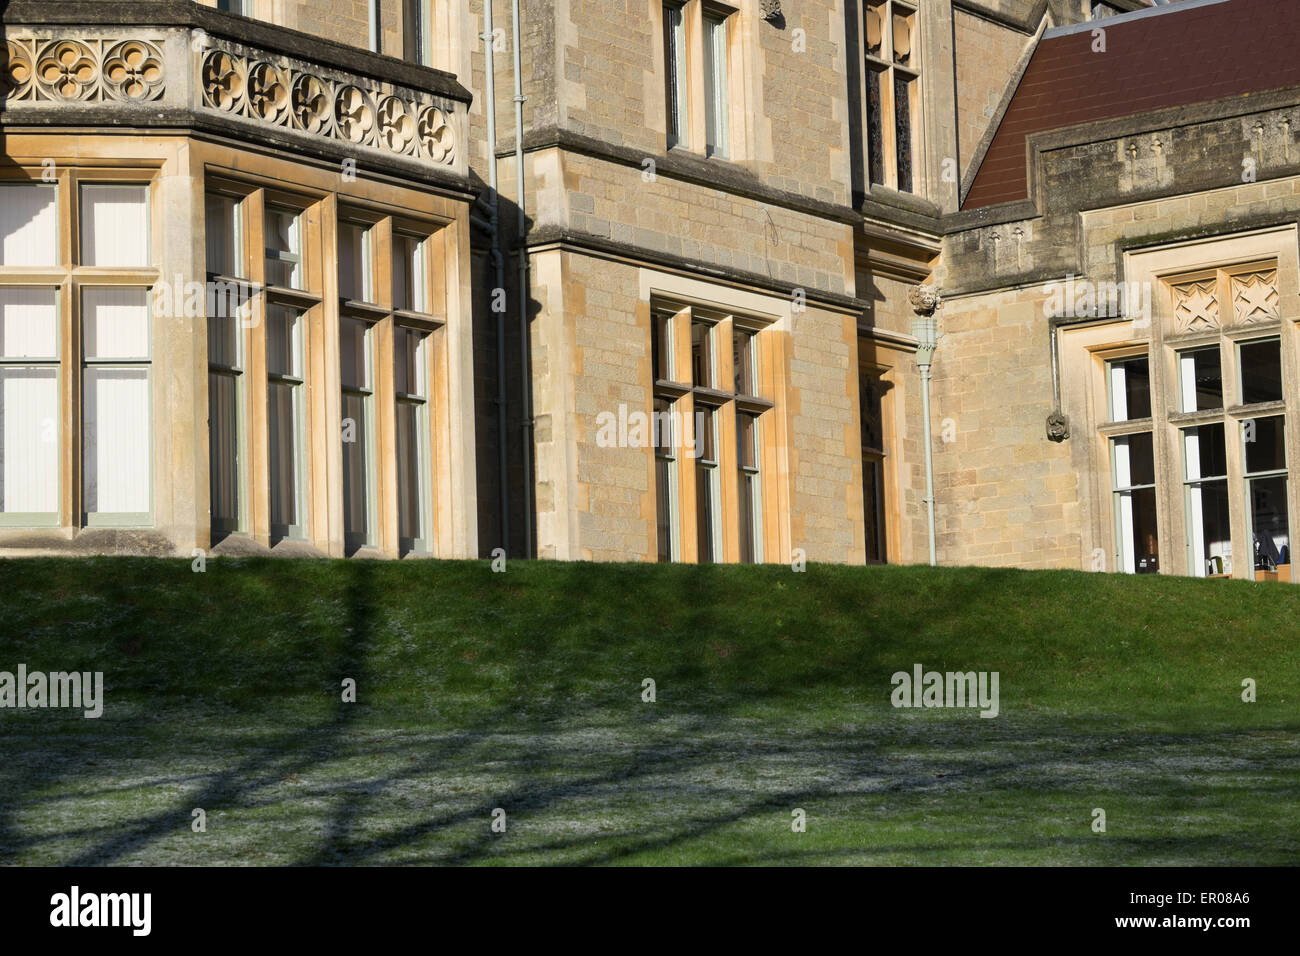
[653,0,748,161]
[0,164,160,531]
[1081,234,1300,582]
[858,360,891,564]
[858,0,921,194]
[203,173,449,557]
[650,296,776,564]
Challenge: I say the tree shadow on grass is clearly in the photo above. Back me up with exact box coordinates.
[2,558,1298,866]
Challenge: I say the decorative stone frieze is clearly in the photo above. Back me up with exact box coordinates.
[198,45,456,165]
[1,26,462,172]
[3,37,165,102]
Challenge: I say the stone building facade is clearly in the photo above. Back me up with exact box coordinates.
[7,0,1293,586]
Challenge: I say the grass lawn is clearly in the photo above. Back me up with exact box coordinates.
[0,557,1297,865]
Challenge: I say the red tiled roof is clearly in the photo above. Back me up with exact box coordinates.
[962,0,1300,210]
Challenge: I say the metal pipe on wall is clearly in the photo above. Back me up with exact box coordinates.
[482,0,511,553]
[510,0,533,558]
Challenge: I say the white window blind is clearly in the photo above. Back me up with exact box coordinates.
[0,288,59,515]
[205,193,243,278]
[0,184,58,267]
[80,185,149,268]
[82,287,151,516]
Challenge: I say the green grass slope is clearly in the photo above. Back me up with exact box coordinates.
[0,558,1296,865]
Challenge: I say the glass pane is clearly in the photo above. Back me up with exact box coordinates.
[1113,432,1154,489]
[652,311,673,382]
[1187,479,1231,577]
[894,74,913,193]
[338,221,371,302]
[0,287,58,359]
[1244,415,1286,474]
[342,391,370,542]
[696,405,716,462]
[1115,486,1159,574]
[1108,356,1151,421]
[1182,423,1226,481]
[860,372,884,453]
[691,321,712,389]
[83,367,150,514]
[397,400,424,548]
[866,68,884,186]
[863,457,884,562]
[733,329,755,395]
[696,462,716,562]
[1178,346,1222,412]
[0,367,58,514]
[266,306,301,378]
[892,10,914,66]
[703,15,728,156]
[664,4,688,147]
[393,236,427,312]
[208,313,239,369]
[394,327,427,397]
[1248,475,1289,571]
[80,185,149,268]
[205,194,242,278]
[864,2,883,57]
[340,318,371,390]
[737,411,756,469]
[653,397,675,455]
[268,380,300,531]
[1240,339,1283,405]
[208,370,239,528]
[738,468,755,563]
[83,287,149,360]
[265,207,302,289]
[656,455,674,562]
[0,184,58,267]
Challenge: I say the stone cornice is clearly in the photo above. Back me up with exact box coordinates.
[524,224,868,315]
[505,126,863,227]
